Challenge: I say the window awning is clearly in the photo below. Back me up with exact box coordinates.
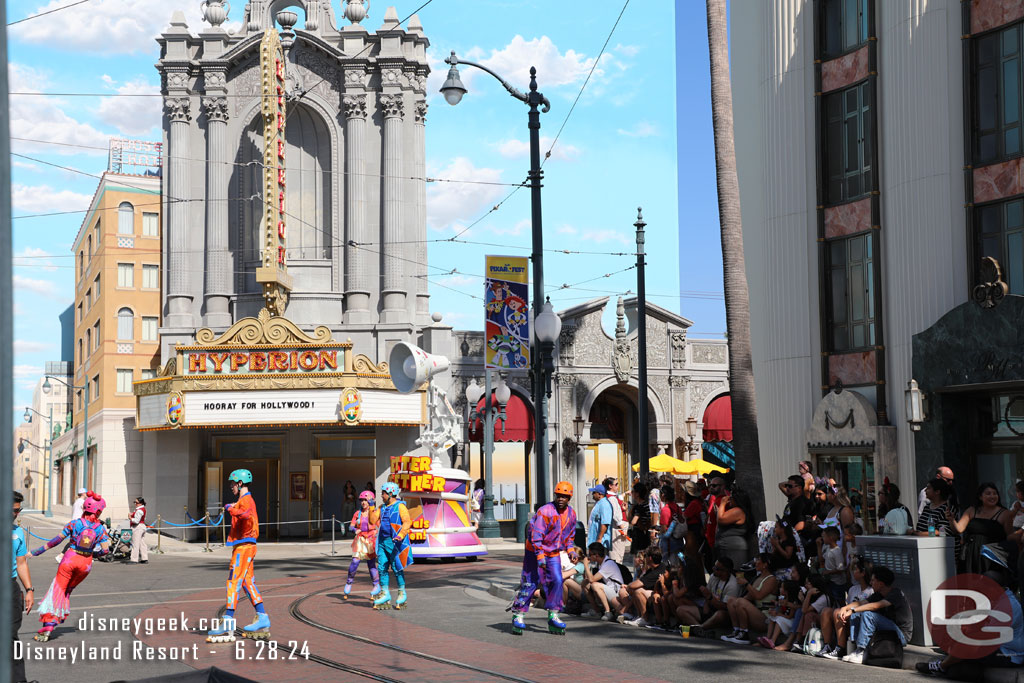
[702,394,732,442]
[468,392,534,443]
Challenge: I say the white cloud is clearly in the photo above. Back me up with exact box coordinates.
[13,275,62,299]
[12,159,40,171]
[13,365,43,380]
[557,225,578,235]
[617,121,658,138]
[8,63,110,155]
[97,77,161,136]
[10,0,211,55]
[495,136,581,162]
[12,184,92,214]
[488,219,529,236]
[14,340,54,354]
[436,274,475,288]
[467,36,602,88]
[581,229,631,246]
[614,44,641,58]
[14,247,58,272]
[425,157,505,234]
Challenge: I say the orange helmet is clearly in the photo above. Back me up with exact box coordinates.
[554,481,573,497]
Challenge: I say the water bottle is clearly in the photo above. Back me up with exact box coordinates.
[928,523,936,537]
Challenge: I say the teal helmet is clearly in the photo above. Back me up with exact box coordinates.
[228,469,253,485]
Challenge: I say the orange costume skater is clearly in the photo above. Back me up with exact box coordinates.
[344,490,380,599]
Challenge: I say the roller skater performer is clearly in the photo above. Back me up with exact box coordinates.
[207,469,269,643]
[31,491,111,641]
[373,482,413,610]
[344,491,380,600]
[511,481,578,635]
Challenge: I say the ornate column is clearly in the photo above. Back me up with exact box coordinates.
[343,92,371,322]
[164,91,193,327]
[202,82,231,327]
[379,90,407,322]
[413,97,430,324]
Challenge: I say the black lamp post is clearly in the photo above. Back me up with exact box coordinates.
[441,51,554,506]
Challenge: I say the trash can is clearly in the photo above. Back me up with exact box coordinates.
[515,503,530,543]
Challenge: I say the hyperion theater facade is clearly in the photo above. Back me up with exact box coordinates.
[140,2,453,535]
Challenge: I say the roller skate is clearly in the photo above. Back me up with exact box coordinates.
[511,612,526,635]
[394,589,407,610]
[370,581,381,598]
[372,588,392,610]
[343,583,352,600]
[206,617,236,643]
[242,614,271,641]
[34,625,55,642]
[547,611,566,636]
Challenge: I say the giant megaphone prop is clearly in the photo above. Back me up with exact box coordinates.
[388,342,450,394]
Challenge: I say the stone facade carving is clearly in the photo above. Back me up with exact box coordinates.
[379,94,404,119]
[571,314,609,366]
[558,323,576,366]
[380,68,405,88]
[556,374,577,387]
[689,381,726,417]
[344,69,369,88]
[291,48,340,101]
[230,55,260,117]
[343,94,368,120]
[202,96,230,122]
[613,297,634,383]
[671,332,686,369]
[204,71,226,90]
[166,72,188,89]
[693,343,728,365]
[645,320,668,368]
[668,375,686,387]
[414,100,428,124]
[164,96,192,123]
[193,308,333,346]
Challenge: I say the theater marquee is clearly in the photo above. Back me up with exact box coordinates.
[133,310,426,430]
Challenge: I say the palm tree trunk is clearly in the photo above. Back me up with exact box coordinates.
[705,0,765,520]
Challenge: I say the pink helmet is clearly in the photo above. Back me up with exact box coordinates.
[358,490,375,502]
[82,491,106,516]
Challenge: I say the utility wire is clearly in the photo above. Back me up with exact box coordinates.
[7,0,93,26]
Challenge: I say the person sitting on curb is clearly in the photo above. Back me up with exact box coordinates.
[721,553,779,645]
[582,542,624,621]
[617,548,665,627]
[679,556,740,637]
[820,555,873,660]
[832,565,912,664]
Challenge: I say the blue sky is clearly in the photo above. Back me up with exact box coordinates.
[7,0,726,417]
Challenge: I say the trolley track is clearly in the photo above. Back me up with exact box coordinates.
[288,587,537,683]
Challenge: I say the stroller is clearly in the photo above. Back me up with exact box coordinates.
[98,526,133,562]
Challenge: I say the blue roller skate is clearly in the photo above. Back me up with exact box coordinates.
[547,611,566,636]
[373,588,392,610]
[394,589,407,610]
[511,612,526,635]
[370,580,381,598]
[343,583,352,600]
[206,617,237,643]
[242,613,271,641]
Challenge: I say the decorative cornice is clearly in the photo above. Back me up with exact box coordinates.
[189,309,333,347]
[380,68,405,88]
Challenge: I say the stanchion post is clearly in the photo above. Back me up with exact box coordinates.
[204,513,211,552]
[156,515,162,554]
[331,515,336,556]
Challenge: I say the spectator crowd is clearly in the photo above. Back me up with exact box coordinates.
[547,466,1024,677]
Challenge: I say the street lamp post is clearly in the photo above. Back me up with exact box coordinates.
[43,375,89,492]
[534,299,561,502]
[466,373,510,538]
[440,50,554,506]
[635,209,649,481]
[685,416,700,458]
[22,405,54,517]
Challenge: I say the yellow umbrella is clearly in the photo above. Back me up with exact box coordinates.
[673,458,729,476]
[631,453,684,473]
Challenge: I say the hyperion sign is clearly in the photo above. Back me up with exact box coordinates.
[255,28,292,316]
[484,255,529,370]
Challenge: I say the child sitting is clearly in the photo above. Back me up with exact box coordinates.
[758,580,800,648]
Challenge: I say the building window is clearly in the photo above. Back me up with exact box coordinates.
[118,202,134,234]
[87,234,92,257]
[76,303,82,324]
[142,316,158,342]
[824,82,873,204]
[85,328,91,355]
[975,198,1024,292]
[92,375,99,401]
[85,289,91,310]
[116,369,133,394]
[76,390,82,411]
[93,321,100,349]
[142,264,159,290]
[77,339,82,365]
[117,307,134,340]
[117,263,134,288]
[142,212,158,237]
[821,0,869,59]
[93,275,100,299]
[78,251,84,278]
[827,233,875,351]
[974,23,1023,164]
[141,369,156,381]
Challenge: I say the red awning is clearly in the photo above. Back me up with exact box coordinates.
[702,394,732,442]
[468,392,534,443]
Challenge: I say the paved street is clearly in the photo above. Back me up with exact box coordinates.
[14,521,925,683]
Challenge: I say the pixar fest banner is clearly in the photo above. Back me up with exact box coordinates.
[484,255,530,370]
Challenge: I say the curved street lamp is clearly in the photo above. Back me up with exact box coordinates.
[23,406,55,517]
[440,50,556,506]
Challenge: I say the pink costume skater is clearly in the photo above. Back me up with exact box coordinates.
[343,491,380,599]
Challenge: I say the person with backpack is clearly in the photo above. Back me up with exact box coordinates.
[832,565,912,664]
[877,483,913,535]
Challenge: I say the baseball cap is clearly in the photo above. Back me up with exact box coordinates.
[77,488,88,495]
[588,484,606,495]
